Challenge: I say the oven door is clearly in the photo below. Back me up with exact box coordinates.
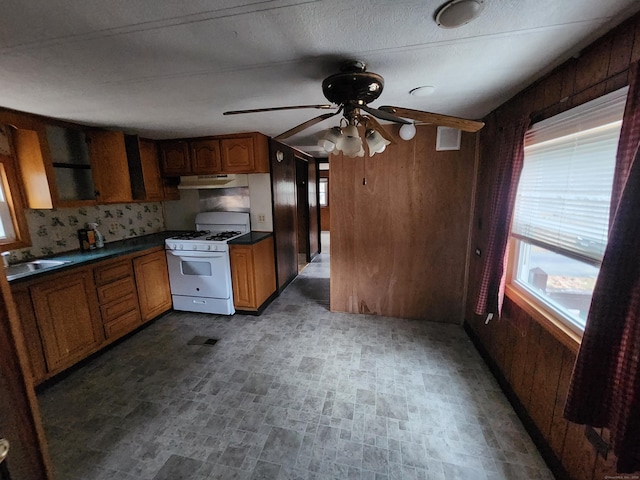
[166,250,232,299]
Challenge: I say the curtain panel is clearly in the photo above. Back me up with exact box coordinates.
[610,61,640,224]
[564,62,640,473]
[473,116,530,316]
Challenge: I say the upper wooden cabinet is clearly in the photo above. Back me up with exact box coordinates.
[126,135,164,201]
[159,139,221,176]
[190,139,221,174]
[159,141,190,176]
[87,130,133,204]
[220,133,269,173]
[13,126,172,206]
[159,132,269,177]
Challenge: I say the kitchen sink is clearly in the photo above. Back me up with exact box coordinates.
[5,260,71,280]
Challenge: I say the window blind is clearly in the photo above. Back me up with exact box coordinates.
[512,87,628,266]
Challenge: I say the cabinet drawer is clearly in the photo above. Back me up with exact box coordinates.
[103,309,141,339]
[97,276,136,304]
[94,259,133,285]
[99,293,139,323]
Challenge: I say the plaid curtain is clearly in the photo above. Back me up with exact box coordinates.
[610,62,640,225]
[564,63,640,473]
[474,116,530,316]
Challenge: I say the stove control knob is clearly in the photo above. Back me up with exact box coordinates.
[206,245,211,251]
[192,245,198,250]
[178,245,183,250]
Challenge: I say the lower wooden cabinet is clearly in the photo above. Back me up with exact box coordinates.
[230,236,276,311]
[11,245,173,384]
[29,269,104,374]
[94,258,142,339]
[133,249,172,321]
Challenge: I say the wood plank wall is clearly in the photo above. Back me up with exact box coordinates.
[465,12,640,480]
[269,140,315,291]
[331,125,477,322]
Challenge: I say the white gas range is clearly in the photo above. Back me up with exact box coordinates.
[165,211,250,315]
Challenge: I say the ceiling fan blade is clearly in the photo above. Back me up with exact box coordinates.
[359,105,411,124]
[363,115,397,145]
[275,110,342,140]
[224,104,334,115]
[379,106,485,132]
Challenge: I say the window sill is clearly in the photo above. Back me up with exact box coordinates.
[505,284,582,354]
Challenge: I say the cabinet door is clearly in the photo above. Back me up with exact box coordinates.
[87,130,133,203]
[190,139,221,174]
[133,250,172,321]
[30,270,104,372]
[159,141,190,176]
[220,137,255,173]
[230,245,256,308]
[10,286,47,383]
[138,138,164,201]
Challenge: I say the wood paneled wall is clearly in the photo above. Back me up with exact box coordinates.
[269,140,316,291]
[331,125,477,322]
[465,12,640,480]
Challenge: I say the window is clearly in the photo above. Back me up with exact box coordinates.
[508,87,628,333]
[0,164,17,242]
[319,177,328,207]
[0,126,30,251]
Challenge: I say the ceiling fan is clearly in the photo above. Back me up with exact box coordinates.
[223,60,485,156]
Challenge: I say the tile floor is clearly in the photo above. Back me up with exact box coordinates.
[38,249,554,479]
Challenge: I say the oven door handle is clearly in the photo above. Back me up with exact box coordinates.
[166,250,226,258]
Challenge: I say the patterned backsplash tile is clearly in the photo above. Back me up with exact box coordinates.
[8,203,165,262]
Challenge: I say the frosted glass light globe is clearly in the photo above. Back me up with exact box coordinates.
[399,123,416,140]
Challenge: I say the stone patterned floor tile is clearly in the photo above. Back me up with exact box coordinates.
[38,252,553,480]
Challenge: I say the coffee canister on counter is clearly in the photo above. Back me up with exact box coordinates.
[78,229,94,251]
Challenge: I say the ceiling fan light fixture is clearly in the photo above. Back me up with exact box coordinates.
[365,129,391,156]
[339,125,363,157]
[318,126,343,153]
[399,122,417,140]
[435,0,484,29]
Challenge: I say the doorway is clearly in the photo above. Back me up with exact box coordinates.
[295,157,309,272]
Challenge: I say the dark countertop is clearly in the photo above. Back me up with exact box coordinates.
[7,231,185,284]
[229,231,273,245]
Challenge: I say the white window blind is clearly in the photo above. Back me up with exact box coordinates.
[512,87,628,266]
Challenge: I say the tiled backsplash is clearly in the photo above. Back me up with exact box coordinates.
[8,203,165,262]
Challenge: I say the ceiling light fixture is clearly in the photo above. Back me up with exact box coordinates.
[318,110,410,158]
[410,86,436,97]
[435,0,484,29]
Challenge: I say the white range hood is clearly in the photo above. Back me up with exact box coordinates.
[178,174,249,189]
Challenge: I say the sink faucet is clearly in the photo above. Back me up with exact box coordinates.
[1,252,10,268]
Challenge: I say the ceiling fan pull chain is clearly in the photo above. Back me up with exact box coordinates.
[363,156,367,185]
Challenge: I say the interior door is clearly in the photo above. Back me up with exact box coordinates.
[0,271,52,479]
[295,158,309,263]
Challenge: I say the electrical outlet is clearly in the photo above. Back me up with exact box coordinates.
[110,223,119,231]
[257,214,266,223]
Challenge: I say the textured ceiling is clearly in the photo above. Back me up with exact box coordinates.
[1,0,639,156]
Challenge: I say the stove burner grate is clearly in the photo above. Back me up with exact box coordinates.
[205,231,242,241]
